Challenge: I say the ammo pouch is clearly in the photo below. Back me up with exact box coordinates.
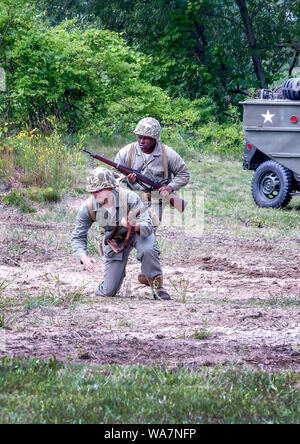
[104,227,134,254]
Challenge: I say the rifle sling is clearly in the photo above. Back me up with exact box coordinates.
[88,197,96,222]
[105,188,139,253]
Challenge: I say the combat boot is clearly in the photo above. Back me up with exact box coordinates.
[147,275,171,301]
[138,273,150,286]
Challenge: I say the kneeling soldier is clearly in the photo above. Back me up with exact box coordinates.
[71,167,171,300]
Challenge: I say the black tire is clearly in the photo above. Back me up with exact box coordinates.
[282,78,300,100]
[251,160,294,208]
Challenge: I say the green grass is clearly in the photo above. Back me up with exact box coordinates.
[3,136,300,244]
[209,296,300,309]
[23,286,86,311]
[0,357,298,424]
[1,141,300,424]
[0,275,87,318]
[186,156,300,241]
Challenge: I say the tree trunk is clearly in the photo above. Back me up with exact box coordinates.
[279,42,300,76]
[235,0,268,88]
[192,21,207,60]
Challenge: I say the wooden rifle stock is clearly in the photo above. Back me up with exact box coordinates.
[168,193,186,213]
[83,148,187,213]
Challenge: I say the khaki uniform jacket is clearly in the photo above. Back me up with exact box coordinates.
[71,188,153,262]
[114,142,190,192]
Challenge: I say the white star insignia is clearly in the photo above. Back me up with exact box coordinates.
[261,109,275,123]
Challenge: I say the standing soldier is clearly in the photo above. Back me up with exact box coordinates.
[71,167,171,300]
[114,117,190,226]
[114,117,190,285]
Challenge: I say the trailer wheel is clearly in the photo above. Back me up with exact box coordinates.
[251,160,294,208]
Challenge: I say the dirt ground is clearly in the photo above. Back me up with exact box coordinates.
[0,199,299,372]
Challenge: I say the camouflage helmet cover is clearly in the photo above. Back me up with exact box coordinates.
[86,167,117,193]
[133,117,161,141]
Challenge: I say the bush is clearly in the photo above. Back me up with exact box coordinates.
[28,187,61,202]
[195,121,244,157]
[161,120,244,160]
[3,189,35,213]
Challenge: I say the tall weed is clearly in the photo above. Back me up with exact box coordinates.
[3,128,83,189]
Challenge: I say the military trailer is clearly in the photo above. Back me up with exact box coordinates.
[241,77,300,208]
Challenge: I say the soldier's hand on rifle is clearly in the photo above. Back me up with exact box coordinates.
[120,216,140,232]
[158,185,173,197]
[120,217,131,228]
[81,255,96,273]
[127,173,137,183]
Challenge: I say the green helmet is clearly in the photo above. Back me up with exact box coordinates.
[86,167,117,193]
[133,117,161,141]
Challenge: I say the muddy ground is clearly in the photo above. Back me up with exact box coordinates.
[0,199,299,372]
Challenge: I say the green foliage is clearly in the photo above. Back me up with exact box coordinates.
[41,0,299,111]
[0,0,296,187]
[2,185,61,212]
[161,120,244,160]
[0,144,14,180]
[27,187,61,203]
[3,189,36,214]
[0,3,217,135]
[196,121,244,156]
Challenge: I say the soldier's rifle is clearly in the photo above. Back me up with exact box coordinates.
[83,148,187,213]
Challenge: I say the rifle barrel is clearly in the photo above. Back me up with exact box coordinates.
[82,148,187,212]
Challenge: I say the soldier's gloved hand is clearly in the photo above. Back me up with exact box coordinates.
[81,255,96,273]
[127,173,137,183]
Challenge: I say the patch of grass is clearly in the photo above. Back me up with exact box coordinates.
[245,296,300,309]
[23,275,87,310]
[0,228,51,259]
[69,187,87,196]
[33,204,77,224]
[117,317,133,328]
[170,279,189,303]
[0,358,298,424]
[48,283,86,307]
[0,281,17,318]
[210,296,300,309]
[187,157,300,241]
[191,320,212,339]
[0,279,9,300]
[4,129,83,190]
[0,281,14,329]
[87,234,101,257]
[0,313,13,330]
[262,297,300,308]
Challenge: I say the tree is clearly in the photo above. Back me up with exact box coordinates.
[234,0,268,88]
[39,0,299,110]
[0,1,214,133]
